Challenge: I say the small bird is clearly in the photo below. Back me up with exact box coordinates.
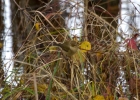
[51,40,91,64]
[54,40,79,56]
[125,34,139,50]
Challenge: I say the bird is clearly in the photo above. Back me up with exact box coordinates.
[53,40,79,56]
[50,40,91,65]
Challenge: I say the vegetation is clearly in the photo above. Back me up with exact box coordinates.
[0,0,140,100]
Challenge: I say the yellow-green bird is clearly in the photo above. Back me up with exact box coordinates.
[54,40,78,56]
[51,40,91,65]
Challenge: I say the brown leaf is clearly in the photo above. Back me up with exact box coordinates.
[118,97,128,100]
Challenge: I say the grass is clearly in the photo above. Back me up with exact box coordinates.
[0,0,140,100]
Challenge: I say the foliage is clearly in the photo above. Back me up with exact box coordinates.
[0,0,140,100]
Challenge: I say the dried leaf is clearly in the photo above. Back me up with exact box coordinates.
[37,83,48,94]
[118,97,128,100]
[105,95,114,100]
[49,46,58,52]
[0,42,3,48]
[96,51,103,61]
[125,34,139,50]
[35,22,41,31]
[79,41,91,52]
[94,95,105,100]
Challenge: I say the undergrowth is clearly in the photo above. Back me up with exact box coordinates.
[1,0,140,100]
